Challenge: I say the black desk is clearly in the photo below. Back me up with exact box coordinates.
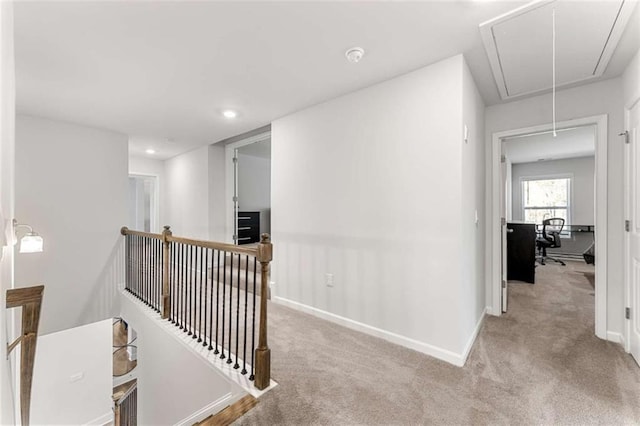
[507,222,536,284]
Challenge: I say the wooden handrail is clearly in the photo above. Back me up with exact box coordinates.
[6,285,44,426]
[121,227,259,257]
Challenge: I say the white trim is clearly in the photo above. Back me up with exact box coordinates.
[489,115,607,341]
[460,308,488,366]
[224,131,271,244]
[624,96,640,353]
[274,296,486,367]
[174,392,240,426]
[84,412,113,426]
[606,331,624,346]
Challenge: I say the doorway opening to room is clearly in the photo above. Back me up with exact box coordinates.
[490,115,608,340]
[225,131,271,246]
[128,174,159,233]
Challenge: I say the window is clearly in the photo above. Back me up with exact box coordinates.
[522,177,570,230]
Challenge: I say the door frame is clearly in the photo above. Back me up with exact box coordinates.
[224,131,271,244]
[624,95,640,353]
[489,114,608,340]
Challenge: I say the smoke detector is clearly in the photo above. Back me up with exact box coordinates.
[345,47,365,63]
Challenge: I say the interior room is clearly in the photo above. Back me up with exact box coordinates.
[502,126,597,317]
[2,0,640,424]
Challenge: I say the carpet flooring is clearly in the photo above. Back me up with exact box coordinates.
[235,261,640,425]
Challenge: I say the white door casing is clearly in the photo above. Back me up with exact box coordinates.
[626,100,640,365]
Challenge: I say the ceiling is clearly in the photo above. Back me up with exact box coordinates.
[503,125,595,164]
[13,1,640,160]
[481,0,636,100]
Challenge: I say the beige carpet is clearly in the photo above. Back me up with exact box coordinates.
[235,261,640,424]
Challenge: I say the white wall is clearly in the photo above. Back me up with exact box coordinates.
[461,58,486,354]
[511,156,595,225]
[271,55,482,362]
[165,146,210,240]
[31,319,112,425]
[623,48,640,108]
[15,115,128,335]
[0,2,16,423]
[121,295,245,425]
[208,144,226,242]
[485,78,625,335]
[129,155,166,232]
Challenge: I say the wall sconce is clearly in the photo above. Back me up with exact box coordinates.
[13,219,44,253]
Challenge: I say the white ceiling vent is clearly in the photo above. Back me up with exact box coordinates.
[480,0,636,101]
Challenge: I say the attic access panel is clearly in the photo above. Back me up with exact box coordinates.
[480,0,635,100]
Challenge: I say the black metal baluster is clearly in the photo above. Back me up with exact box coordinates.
[125,235,129,292]
[187,245,193,335]
[190,245,195,337]
[145,237,149,305]
[234,253,241,369]
[170,242,176,324]
[202,247,209,347]
[250,257,257,381]
[211,249,219,353]
[241,254,249,375]
[227,252,234,364]
[193,247,202,343]
[220,251,227,360]
[138,235,141,300]
[179,244,185,329]
[154,240,162,312]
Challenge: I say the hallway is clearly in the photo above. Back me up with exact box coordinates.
[236,262,640,424]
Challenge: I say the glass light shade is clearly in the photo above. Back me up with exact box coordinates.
[20,233,43,253]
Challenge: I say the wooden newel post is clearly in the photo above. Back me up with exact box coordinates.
[254,233,272,390]
[161,225,172,319]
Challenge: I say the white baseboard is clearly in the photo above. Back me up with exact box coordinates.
[85,412,113,426]
[175,392,238,426]
[607,331,624,345]
[273,297,485,367]
[460,308,488,365]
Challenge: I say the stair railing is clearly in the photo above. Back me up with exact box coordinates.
[120,226,272,390]
[113,380,137,426]
[5,285,45,426]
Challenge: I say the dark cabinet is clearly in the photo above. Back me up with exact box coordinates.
[237,211,260,245]
[507,222,536,284]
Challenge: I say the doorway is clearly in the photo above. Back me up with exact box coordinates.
[128,174,158,233]
[225,131,271,245]
[490,115,608,339]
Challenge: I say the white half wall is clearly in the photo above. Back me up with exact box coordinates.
[31,319,112,425]
[129,155,166,232]
[271,55,482,359]
[15,115,128,335]
[120,294,245,425]
[165,146,210,240]
[485,78,624,334]
[511,156,595,225]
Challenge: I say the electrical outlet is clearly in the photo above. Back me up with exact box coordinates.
[325,273,334,287]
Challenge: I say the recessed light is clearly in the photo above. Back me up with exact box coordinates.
[223,110,237,119]
[145,148,156,154]
[345,47,365,63]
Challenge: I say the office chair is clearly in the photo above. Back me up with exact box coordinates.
[536,218,566,266]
